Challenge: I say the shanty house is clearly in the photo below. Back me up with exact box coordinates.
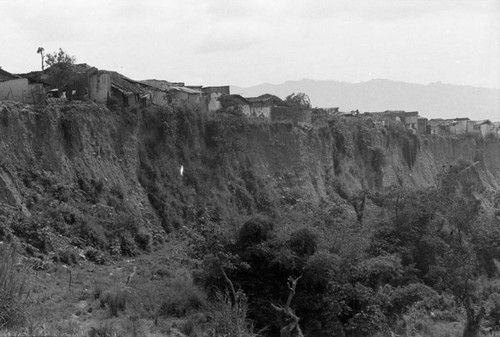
[429,118,478,136]
[226,95,251,115]
[449,118,469,135]
[139,79,173,106]
[109,72,150,107]
[87,69,111,103]
[417,117,429,134]
[475,120,497,138]
[170,86,203,105]
[202,86,230,112]
[365,111,419,134]
[0,68,46,104]
[428,119,447,135]
[247,94,286,118]
[139,79,204,107]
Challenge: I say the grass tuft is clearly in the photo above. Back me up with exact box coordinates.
[207,289,259,337]
[0,243,29,328]
[100,288,128,317]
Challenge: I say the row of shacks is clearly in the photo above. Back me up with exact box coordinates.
[343,110,500,138]
[0,64,224,109]
[9,64,494,133]
[0,64,312,124]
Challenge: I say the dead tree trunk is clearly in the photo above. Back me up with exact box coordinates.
[271,276,304,337]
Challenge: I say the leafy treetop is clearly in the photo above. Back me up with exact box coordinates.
[285,93,311,109]
[45,48,76,68]
[43,49,76,92]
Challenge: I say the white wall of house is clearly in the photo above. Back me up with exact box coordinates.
[250,106,271,118]
[480,123,496,138]
[88,73,111,103]
[466,121,475,133]
[150,90,170,106]
[0,78,45,104]
[208,92,222,112]
[240,104,251,116]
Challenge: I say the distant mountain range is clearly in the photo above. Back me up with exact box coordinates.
[232,79,500,121]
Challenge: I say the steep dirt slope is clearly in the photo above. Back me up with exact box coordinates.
[1,101,499,257]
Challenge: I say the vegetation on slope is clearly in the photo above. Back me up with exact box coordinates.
[1,100,500,336]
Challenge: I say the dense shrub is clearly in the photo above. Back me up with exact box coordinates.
[237,217,274,247]
[287,227,318,257]
[156,269,206,318]
[0,244,29,328]
[207,290,258,337]
[53,247,79,265]
[100,288,128,317]
[206,109,247,161]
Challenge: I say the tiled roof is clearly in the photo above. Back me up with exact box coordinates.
[140,79,172,91]
[227,94,250,105]
[139,79,202,94]
[109,72,149,95]
[170,86,202,94]
[246,94,286,106]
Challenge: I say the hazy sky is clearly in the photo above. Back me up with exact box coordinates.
[1,0,499,88]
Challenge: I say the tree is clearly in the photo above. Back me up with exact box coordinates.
[271,276,304,337]
[285,93,311,109]
[45,48,76,67]
[36,47,45,71]
[371,163,496,337]
[44,48,76,93]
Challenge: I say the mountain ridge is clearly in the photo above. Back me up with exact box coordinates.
[232,79,500,121]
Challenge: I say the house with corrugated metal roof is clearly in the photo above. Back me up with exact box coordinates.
[364,110,419,134]
[87,69,151,107]
[428,118,476,136]
[246,94,286,118]
[140,79,204,107]
[109,72,150,107]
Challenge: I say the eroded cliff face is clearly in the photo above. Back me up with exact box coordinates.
[0,101,499,255]
[247,120,500,201]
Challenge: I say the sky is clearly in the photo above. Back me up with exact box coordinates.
[1,0,499,88]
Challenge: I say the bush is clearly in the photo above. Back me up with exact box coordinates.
[302,251,341,290]
[288,228,318,257]
[0,243,29,328]
[92,281,103,300]
[100,288,128,317]
[85,247,106,265]
[53,247,79,265]
[237,217,274,247]
[157,270,206,317]
[207,290,258,337]
[134,231,152,252]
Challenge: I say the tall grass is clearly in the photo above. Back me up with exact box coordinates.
[150,269,206,319]
[0,243,29,328]
[207,290,259,337]
[99,288,129,317]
